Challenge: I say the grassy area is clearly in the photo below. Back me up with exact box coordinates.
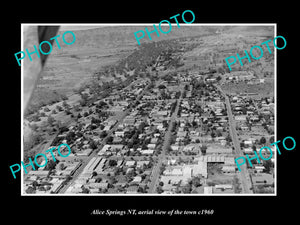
[207,163,233,185]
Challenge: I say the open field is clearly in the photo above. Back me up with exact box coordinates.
[221,81,274,97]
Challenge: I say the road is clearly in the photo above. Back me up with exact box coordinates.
[59,80,151,193]
[215,85,253,194]
[148,89,183,193]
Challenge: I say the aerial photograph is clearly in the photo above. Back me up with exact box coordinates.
[22,24,275,195]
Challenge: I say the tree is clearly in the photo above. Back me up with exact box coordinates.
[158,84,166,89]
[216,130,222,137]
[241,106,247,115]
[62,101,69,108]
[61,94,68,101]
[89,139,98,149]
[65,175,72,182]
[137,186,145,193]
[100,131,107,138]
[58,163,65,170]
[32,181,39,189]
[260,137,266,145]
[107,136,113,144]
[45,159,57,171]
[25,186,35,194]
[66,131,75,143]
[225,134,232,142]
[190,177,201,187]
[92,171,97,177]
[240,142,245,148]
[108,159,117,167]
[182,184,192,193]
[91,117,100,124]
[263,160,273,173]
[210,131,216,138]
[200,145,207,155]
[156,186,163,194]
[47,116,55,126]
[81,187,90,194]
[39,112,46,117]
[38,186,46,191]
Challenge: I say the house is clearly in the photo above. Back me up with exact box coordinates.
[221,166,236,173]
[147,144,156,149]
[77,148,93,156]
[235,115,247,121]
[110,144,125,152]
[206,145,232,154]
[167,159,176,165]
[224,157,235,165]
[140,150,154,155]
[244,140,253,147]
[88,182,109,189]
[157,124,165,131]
[98,145,111,156]
[154,133,161,138]
[244,147,254,154]
[27,171,49,177]
[177,131,187,137]
[103,125,112,131]
[150,138,158,144]
[254,166,265,173]
[125,161,136,167]
[113,136,123,144]
[220,140,227,146]
[250,116,259,122]
[116,160,124,167]
[182,145,199,154]
[115,131,125,137]
[241,125,249,131]
[171,145,180,151]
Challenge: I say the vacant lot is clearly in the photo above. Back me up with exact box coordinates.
[221,81,274,97]
[207,163,234,184]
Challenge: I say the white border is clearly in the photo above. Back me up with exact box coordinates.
[21,23,277,196]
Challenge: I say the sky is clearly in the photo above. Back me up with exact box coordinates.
[59,25,101,31]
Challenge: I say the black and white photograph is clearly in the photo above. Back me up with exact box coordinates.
[21,24,276,196]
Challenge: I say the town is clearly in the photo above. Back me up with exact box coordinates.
[23,25,275,195]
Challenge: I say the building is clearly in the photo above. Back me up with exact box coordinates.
[221,165,236,173]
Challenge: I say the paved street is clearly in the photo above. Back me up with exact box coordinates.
[148,88,182,193]
[215,85,253,194]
